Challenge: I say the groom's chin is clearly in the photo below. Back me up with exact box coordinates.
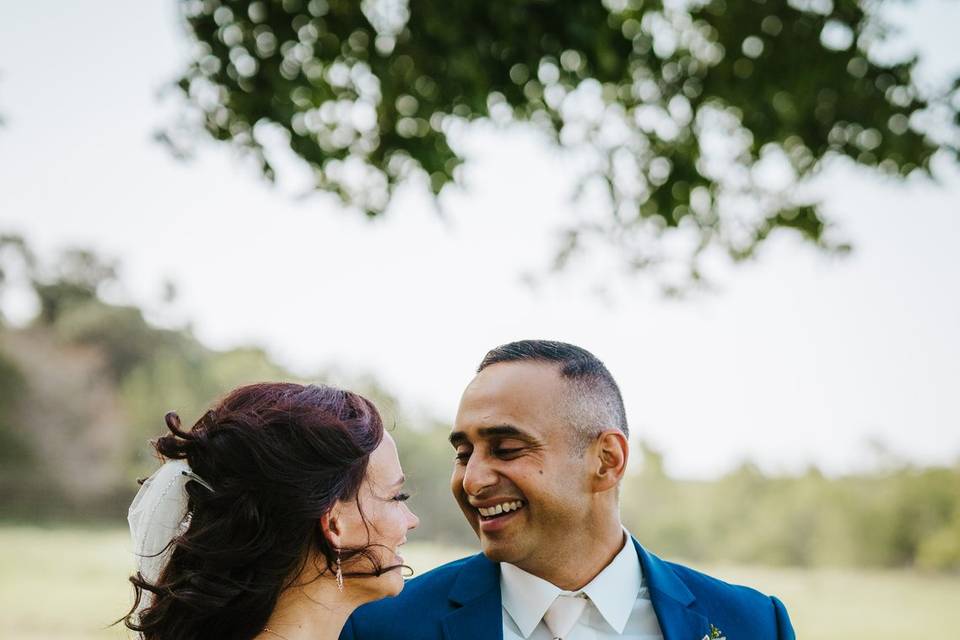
[478,536,518,564]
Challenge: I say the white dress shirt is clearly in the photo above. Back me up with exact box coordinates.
[500,530,664,640]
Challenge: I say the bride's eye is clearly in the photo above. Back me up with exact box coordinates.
[392,492,411,502]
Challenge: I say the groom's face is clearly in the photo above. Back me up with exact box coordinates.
[450,361,592,570]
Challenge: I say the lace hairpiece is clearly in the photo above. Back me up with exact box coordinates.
[127,459,214,615]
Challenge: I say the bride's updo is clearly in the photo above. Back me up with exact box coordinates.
[124,382,385,639]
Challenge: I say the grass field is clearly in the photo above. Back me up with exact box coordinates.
[1,525,958,639]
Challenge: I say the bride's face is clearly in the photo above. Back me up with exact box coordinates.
[339,433,419,598]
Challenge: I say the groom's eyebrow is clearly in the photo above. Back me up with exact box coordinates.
[449,425,529,447]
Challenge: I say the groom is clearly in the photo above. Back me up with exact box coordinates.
[342,340,795,639]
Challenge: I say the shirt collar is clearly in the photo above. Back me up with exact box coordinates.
[580,529,642,633]
[500,561,562,638]
[499,529,642,637]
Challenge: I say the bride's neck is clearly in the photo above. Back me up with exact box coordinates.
[258,576,364,640]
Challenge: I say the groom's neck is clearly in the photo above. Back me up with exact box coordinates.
[525,514,626,591]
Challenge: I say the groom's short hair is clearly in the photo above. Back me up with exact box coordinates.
[478,340,628,454]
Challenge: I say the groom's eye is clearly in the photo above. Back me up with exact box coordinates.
[454,448,471,463]
[491,439,525,458]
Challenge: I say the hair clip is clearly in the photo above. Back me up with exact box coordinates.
[200,410,217,430]
[180,469,215,493]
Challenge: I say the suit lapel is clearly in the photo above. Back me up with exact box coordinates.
[633,539,710,640]
[442,589,503,640]
[649,596,710,640]
[442,554,503,640]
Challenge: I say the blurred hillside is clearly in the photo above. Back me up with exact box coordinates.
[0,235,957,571]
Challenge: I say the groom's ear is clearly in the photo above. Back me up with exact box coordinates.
[591,429,628,492]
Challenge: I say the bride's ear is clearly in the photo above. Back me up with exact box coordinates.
[320,504,345,549]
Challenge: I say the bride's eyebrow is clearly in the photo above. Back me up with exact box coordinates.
[371,475,406,498]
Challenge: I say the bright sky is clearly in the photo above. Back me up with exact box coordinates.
[1,1,958,478]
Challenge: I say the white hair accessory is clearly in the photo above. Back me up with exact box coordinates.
[127,459,213,605]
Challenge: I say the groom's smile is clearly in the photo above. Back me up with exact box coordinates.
[476,499,525,518]
[473,499,527,532]
[450,360,595,573]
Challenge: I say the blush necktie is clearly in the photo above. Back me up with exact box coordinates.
[542,593,587,640]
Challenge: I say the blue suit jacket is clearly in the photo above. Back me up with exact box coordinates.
[342,538,795,640]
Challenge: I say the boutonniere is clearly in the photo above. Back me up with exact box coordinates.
[701,624,725,640]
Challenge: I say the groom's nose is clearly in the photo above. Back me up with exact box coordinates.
[461,454,498,496]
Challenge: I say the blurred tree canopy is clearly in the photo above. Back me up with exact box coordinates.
[622,447,960,571]
[169,0,958,282]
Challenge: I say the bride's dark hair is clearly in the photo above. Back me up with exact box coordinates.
[123,382,387,640]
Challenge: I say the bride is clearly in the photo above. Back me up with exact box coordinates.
[123,382,419,640]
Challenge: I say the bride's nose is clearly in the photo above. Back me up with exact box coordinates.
[405,504,419,530]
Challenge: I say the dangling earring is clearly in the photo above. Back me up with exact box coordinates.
[335,548,344,592]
